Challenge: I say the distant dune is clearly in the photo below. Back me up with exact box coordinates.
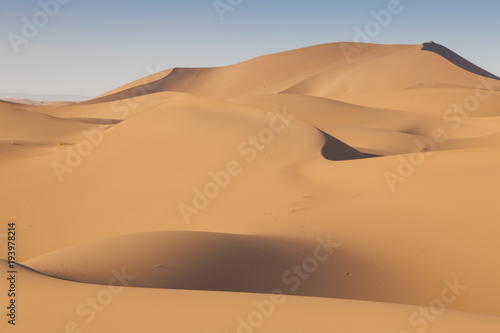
[1,98,50,105]
[0,93,93,102]
[2,42,500,332]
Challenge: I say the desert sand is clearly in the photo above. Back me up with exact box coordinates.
[1,41,500,332]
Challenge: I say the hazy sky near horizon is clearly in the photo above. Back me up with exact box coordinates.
[1,0,499,99]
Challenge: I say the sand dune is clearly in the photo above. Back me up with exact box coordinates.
[0,101,103,144]
[283,44,499,96]
[236,93,500,154]
[2,41,500,332]
[24,231,342,297]
[88,42,500,105]
[4,260,500,333]
[333,87,500,116]
[12,91,189,120]
[0,98,51,105]
[87,43,410,102]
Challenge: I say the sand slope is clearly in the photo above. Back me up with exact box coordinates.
[4,260,500,333]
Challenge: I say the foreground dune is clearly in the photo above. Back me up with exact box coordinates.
[1,41,500,332]
[3,261,500,333]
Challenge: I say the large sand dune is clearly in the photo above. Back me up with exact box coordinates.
[2,42,500,332]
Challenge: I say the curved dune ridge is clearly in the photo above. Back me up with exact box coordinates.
[79,42,500,104]
[2,42,500,332]
[235,93,500,154]
[24,231,344,296]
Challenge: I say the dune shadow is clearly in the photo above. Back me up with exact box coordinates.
[320,129,379,161]
[422,42,500,80]
[21,231,415,305]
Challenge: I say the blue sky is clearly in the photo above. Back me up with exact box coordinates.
[1,0,499,99]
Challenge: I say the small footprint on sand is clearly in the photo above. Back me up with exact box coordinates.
[287,196,314,214]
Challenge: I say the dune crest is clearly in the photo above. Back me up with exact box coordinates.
[422,41,500,80]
